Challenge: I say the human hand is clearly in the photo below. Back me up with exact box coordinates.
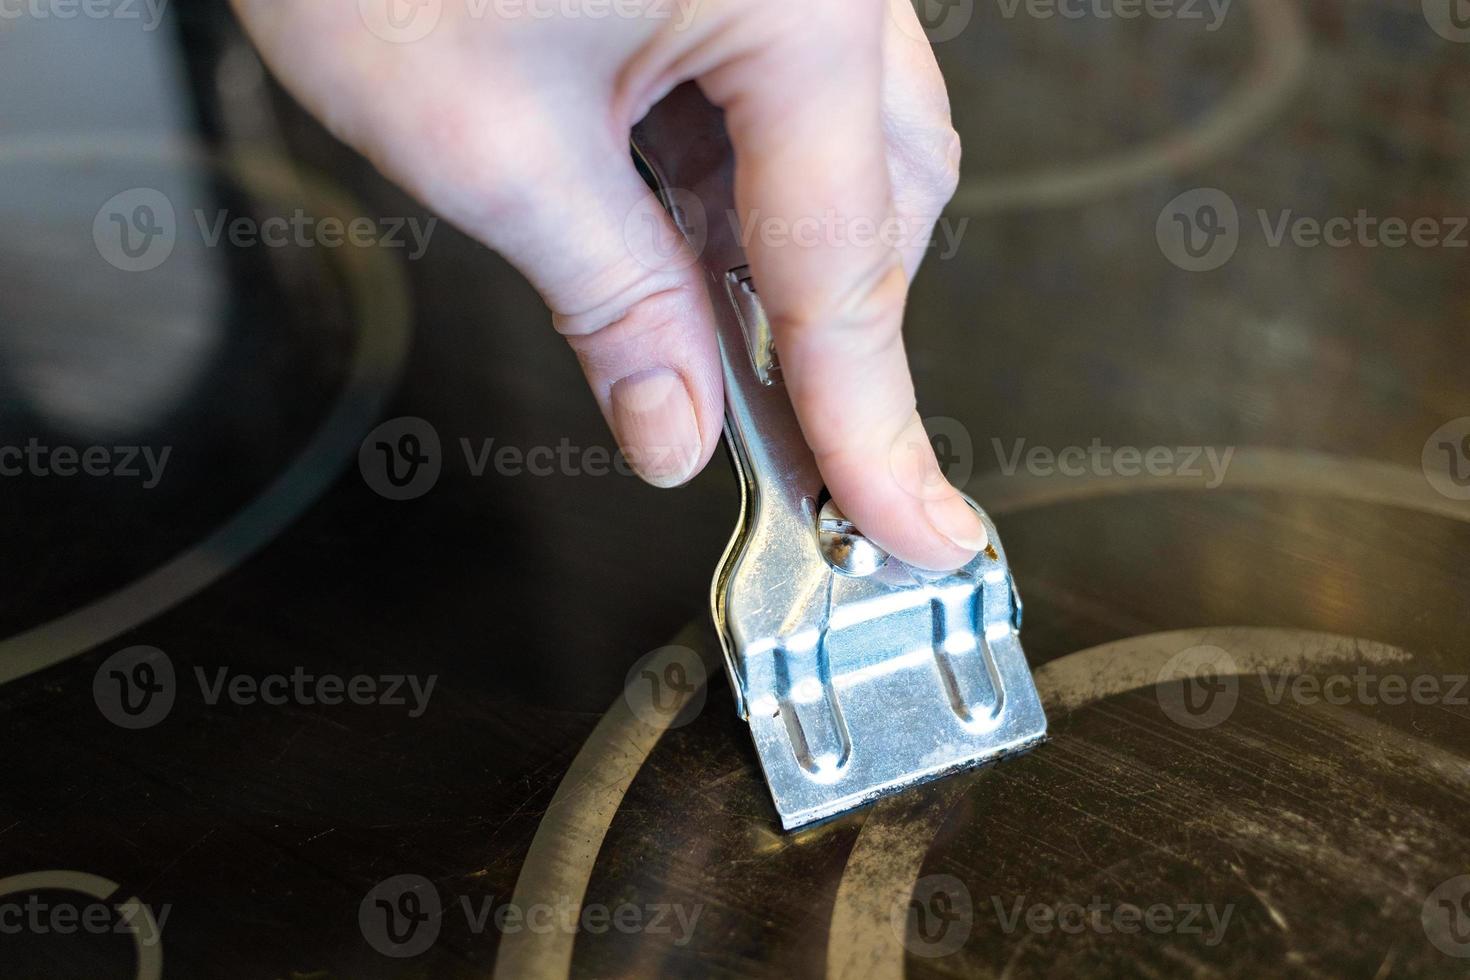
[231,0,986,570]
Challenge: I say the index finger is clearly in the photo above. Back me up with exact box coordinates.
[698,1,986,570]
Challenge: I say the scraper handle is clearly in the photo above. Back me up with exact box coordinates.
[631,84,827,570]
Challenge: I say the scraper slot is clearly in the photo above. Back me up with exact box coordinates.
[724,265,781,387]
[774,634,851,779]
[930,590,1005,730]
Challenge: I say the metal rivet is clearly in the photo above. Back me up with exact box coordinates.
[817,499,889,576]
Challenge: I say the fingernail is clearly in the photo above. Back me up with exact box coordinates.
[611,368,702,488]
[924,492,988,553]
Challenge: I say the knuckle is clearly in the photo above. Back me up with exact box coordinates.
[889,113,962,215]
[554,276,693,341]
[882,103,964,207]
[772,252,908,356]
[911,124,962,207]
[936,126,963,198]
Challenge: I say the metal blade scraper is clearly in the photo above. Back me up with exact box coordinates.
[632,85,1047,831]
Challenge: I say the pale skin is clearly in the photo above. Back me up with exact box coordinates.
[232,0,988,570]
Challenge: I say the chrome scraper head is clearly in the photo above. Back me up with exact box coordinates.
[633,86,1047,831]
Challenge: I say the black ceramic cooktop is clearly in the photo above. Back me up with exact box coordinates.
[1,1,1468,976]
